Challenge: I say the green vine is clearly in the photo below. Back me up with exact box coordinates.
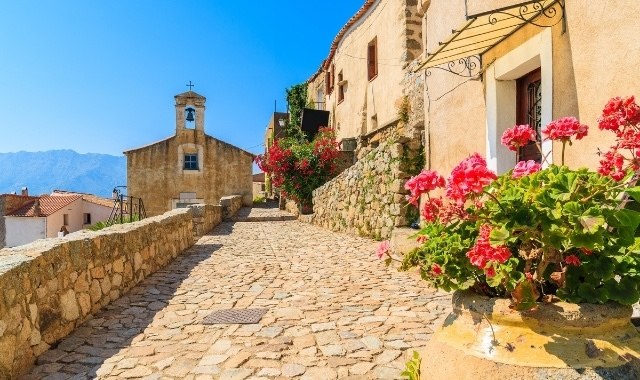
[285,83,309,141]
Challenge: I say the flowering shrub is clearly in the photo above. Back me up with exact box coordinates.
[256,127,340,206]
[384,97,640,310]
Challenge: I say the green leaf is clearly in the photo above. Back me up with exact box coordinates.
[625,186,640,204]
[579,214,605,234]
[510,279,539,311]
[611,209,640,229]
[489,226,509,245]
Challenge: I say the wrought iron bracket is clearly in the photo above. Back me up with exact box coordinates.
[426,55,482,78]
[477,0,565,29]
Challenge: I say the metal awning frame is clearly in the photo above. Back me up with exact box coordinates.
[417,0,565,77]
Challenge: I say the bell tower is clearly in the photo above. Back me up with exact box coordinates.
[175,82,206,133]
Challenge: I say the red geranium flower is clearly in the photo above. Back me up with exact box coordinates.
[431,264,443,276]
[564,255,581,266]
[501,125,536,151]
[466,224,512,270]
[542,117,589,142]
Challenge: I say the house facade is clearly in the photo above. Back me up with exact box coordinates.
[124,91,254,216]
[419,0,640,175]
[307,0,425,147]
[0,191,36,248]
[3,191,114,248]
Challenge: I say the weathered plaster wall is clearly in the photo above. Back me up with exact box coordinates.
[423,0,640,174]
[0,202,227,378]
[126,130,254,216]
[310,136,423,239]
[423,0,487,175]
[316,0,423,142]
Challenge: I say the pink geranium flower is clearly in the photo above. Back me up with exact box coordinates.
[501,125,536,151]
[512,160,542,179]
[446,153,497,204]
[404,170,445,206]
[376,240,390,259]
[542,117,589,142]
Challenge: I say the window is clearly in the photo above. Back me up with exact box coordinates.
[63,214,69,226]
[367,38,378,81]
[337,71,344,103]
[184,154,198,170]
[326,64,335,94]
[516,68,542,163]
[83,213,91,225]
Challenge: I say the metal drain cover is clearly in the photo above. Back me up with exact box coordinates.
[203,308,268,325]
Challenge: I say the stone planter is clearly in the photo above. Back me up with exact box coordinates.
[421,291,640,379]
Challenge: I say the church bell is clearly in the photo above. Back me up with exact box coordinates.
[185,107,195,122]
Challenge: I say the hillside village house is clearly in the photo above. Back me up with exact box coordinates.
[124,90,254,216]
[298,0,640,239]
[306,0,424,147]
[3,191,113,248]
[418,0,640,174]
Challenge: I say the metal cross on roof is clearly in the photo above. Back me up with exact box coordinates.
[186,81,194,91]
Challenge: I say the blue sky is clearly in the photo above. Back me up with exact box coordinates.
[0,1,363,156]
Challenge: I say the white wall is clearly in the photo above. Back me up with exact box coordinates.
[4,217,46,247]
[82,201,113,227]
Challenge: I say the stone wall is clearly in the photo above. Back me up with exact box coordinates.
[187,204,222,237]
[310,135,423,239]
[0,202,230,378]
[220,195,243,220]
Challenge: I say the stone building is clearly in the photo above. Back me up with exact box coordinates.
[301,0,426,238]
[418,0,640,174]
[124,91,253,216]
[306,0,424,146]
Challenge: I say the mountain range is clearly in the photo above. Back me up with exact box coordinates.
[0,150,126,197]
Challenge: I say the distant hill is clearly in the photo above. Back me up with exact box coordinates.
[0,150,125,197]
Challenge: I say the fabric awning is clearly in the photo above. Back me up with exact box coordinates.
[416,0,564,72]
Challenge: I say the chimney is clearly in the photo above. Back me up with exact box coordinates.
[21,187,28,196]
[33,199,41,217]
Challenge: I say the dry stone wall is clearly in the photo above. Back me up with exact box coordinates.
[311,137,422,239]
[0,203,227,378]
[220,195,243,220]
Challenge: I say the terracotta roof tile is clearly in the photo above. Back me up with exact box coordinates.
[52,190,114,209]
[7,194,82,217]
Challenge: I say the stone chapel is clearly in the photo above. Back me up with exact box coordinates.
[124,90,253,216]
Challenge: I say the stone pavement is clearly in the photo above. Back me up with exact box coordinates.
[24,206,451,379]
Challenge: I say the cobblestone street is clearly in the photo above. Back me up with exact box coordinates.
[25,206,451,379]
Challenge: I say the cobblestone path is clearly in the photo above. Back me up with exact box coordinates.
[25,207,451,380]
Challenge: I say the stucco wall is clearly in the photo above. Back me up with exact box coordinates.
[126,129,254,216]
[423,0,640,174]
[315,0,423,142]
[45,197,84,238]
[4,217,46,248]
[0,202,228,378]
[81,201,113,228]
[0,195,36,248]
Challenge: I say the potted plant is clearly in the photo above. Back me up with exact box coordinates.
[256,127,339,214]
[379,96,640,378]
